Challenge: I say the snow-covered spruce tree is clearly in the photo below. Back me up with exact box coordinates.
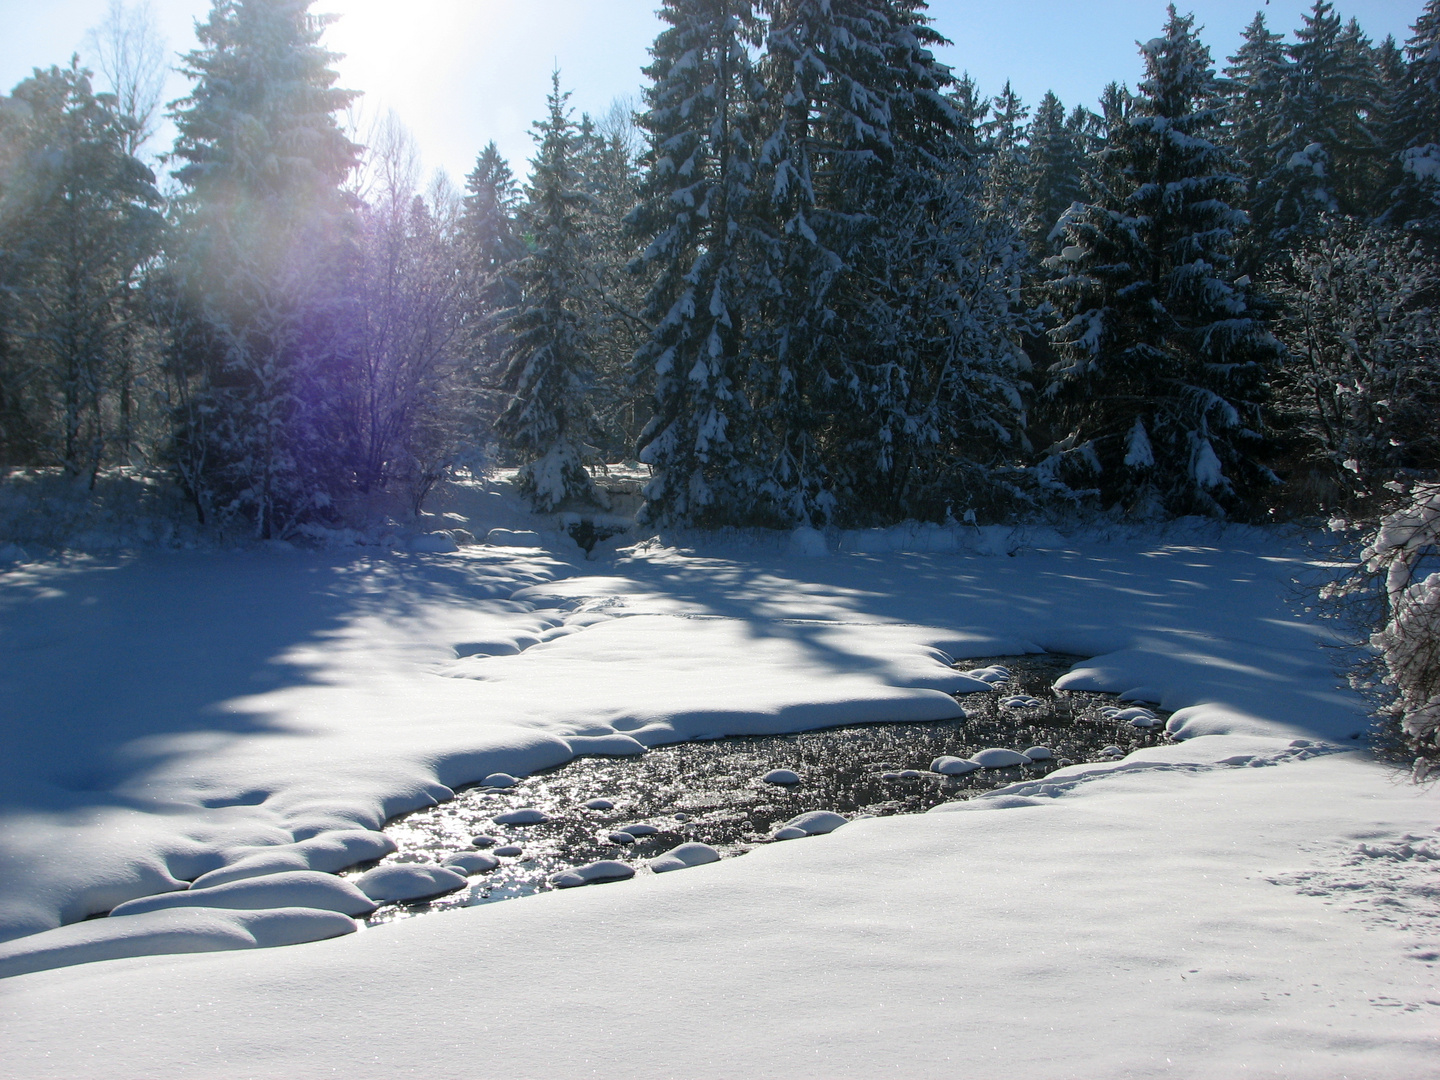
[757,0,1029,524]
[460,141,524,388]
[1251,1,1380,255]
[166,0,360,536]
[576,103,650,460]
[1381,1,1440,243]
[630,0,769,527]
[1040,7,1282,518]
[980,81,1029,222]
[494,73,602,513]
[1220,11,1287,271]
[1020,90,1085,261]
[0,60,163,477]
[1265,220,1440,507]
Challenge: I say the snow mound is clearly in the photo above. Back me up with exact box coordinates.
[787,527,829,558]
[583,798,615,810]
[442,853,500,875]
[961,665,1011,684]
[773,810,848,840]
[189,830,398,889]
[762,769,801,785]
[607,832,636,845]
[494,845,523,857]
[1000,695,1044,709]
[1022,746,1054,761]
[550,860,634,889]
[0,906,354,980]
[481,772,518,788]
[354,865,469,903]
[931,756,981,776]
[622,823,659,837]
[470,835,499,848]
[650,842,721,874]
[970,748,1029,768]
[410,532,459,554]
[492,808,550,825]
[485,529,542,548]
[110,871,376,919]
[1103,706,1160,727]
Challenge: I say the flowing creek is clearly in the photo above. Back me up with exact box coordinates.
[344,653,1171,926]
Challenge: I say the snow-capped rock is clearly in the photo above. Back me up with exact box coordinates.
[931,756,982,776]
[353,865,468,904]
[762,769,801,785]
[492,808,550,825]
[442,853,500,875]
[650,843,721,874]
[550,860,634,889]
[970,748,1029,768]
[772,811,848,840]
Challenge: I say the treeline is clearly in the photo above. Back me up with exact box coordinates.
[1,0,1438,536]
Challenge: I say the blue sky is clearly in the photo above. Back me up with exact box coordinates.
[0,1,1424,185]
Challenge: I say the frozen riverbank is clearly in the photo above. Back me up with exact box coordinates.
[1,524,1435,1075]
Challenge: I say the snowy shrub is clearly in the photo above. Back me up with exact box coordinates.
[1266,221,1440,514]
[1324,482,1440,778]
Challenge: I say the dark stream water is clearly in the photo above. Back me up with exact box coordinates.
[347,653,1170,925]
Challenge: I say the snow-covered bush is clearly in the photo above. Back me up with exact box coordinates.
[1325,482,1440,778]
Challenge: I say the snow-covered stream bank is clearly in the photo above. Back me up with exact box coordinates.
[1,525,1437,1077]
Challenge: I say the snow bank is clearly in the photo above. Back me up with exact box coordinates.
[4,752,1434,1078]
[0,527,1373,962]
[110,871,375,918]
[0,906,354,981]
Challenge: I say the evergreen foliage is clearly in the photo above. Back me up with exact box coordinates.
[495,73,602,512]
[630,0,768,527]
[1041,7,1282,517]
[0,60,163,476]
[166,0,360,535]
[1383,0,1440,240]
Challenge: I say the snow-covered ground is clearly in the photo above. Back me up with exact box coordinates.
[1,495,1436,1077]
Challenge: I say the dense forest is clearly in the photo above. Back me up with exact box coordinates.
[1,0,1438,536]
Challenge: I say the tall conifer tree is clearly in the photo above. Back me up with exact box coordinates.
[1042,7,1281,517]
[631,0,768,527]
[495,74,602,512]
[167,0,359,535]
